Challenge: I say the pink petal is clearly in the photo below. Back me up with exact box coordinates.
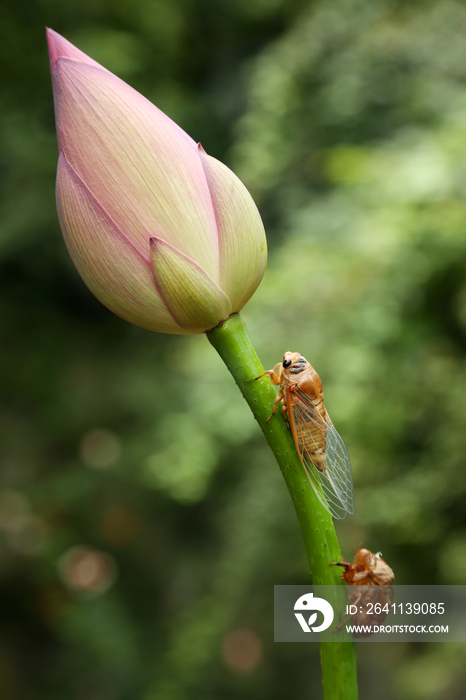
[49,35,220,280]
[199,147,267,311]
[150,238,231,331]
[57,151,190,334]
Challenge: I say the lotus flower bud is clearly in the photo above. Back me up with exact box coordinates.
[47,29,267,334]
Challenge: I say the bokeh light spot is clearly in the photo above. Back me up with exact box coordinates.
[79,429,121,469]
[58,546,117,596]
[221,628,263,673]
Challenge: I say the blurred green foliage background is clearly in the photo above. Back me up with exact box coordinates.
[2,0,466,698]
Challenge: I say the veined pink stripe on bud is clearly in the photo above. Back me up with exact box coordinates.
[47,29,267,334]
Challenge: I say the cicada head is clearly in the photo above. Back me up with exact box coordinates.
[282,351,308,374]
[353,548,374,570]
[281,352,323,404]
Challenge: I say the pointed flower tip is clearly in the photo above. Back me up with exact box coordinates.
[49,31,267,335]
[46,27,103,72]
[46,27,60,70]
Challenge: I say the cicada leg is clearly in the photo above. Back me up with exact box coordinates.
[266,383,285,424]
[332,591,363,633]
[330,561,352,570]
[244,364,284,424]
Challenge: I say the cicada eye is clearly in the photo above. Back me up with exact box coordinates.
[283,358,292,368]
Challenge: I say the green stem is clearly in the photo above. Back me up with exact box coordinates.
[207,313,358,700]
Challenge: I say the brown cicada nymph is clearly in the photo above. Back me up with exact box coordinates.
[332,548,395,637]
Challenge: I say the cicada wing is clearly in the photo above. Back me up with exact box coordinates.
[324,411,355,517]
[289,391,354,519]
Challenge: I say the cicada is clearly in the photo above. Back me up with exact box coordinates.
[332,548,394,637]
[332,548,394,586]
[247,352,354,520]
